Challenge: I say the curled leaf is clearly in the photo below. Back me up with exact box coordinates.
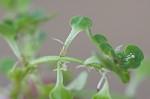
[70,16,92,31]
[124,44,144,68]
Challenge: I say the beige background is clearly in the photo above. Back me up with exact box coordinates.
[0,0,150,99]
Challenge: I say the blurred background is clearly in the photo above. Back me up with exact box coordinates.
[0,0,150,99]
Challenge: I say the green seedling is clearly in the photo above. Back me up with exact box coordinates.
[0,1,144,98]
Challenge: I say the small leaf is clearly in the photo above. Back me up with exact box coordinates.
[93,34,108,45]
[16,12,57,34]
[70,16,92,31]
[0,22,16,39]
[50,83,73,99]
[125,44,144,68]
[67,71,88,91]
[0,57,15,75]
[92,79,112,99]
[100,43,114,56]
[115,69,130,83]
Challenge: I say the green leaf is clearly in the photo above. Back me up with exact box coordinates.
[100,43,114,55]
[92,79,112,99]
[93,34,108,45]
[67,71,88,91]
[70,16,92,31]
[0,57,15,75]
[16,12,57,34]
[125,44,144,68]
[0,22,16,39]
[50,83,73,99]
[115,69,130,83]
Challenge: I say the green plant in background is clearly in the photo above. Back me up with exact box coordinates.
[0,0,146,99]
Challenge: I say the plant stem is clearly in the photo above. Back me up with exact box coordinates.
[30,56,82,65]
[7,38,22,60]
[10,80,21,99]
[60,28,80,56]
[30,56,101,69]
[86,28,93,41]
[9,66,34,99]
[86,29,105,54]
[56,61,63,87]
[7,38,28,65]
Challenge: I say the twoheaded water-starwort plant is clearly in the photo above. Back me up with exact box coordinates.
[0,1,144,99]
